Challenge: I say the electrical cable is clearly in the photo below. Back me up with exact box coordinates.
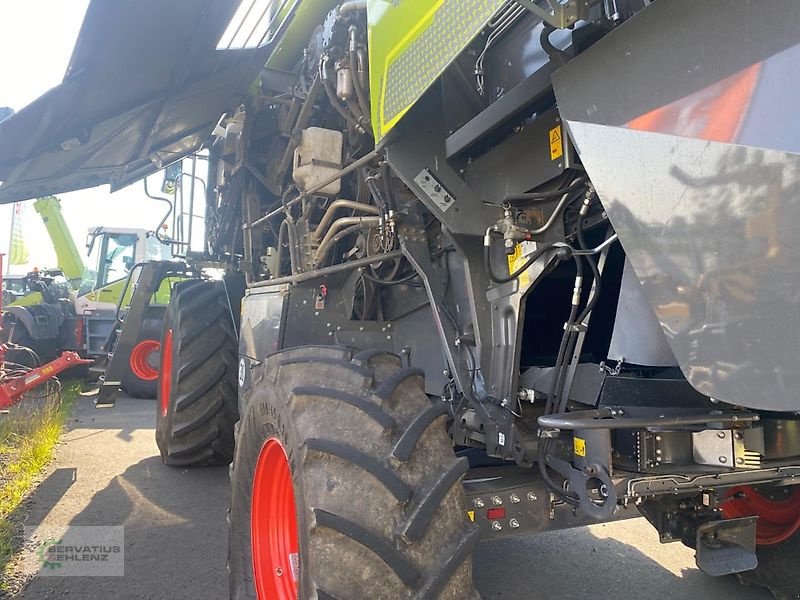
[484,240,568,284]
[360,270,421,286]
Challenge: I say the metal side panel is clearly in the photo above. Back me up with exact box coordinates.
[552,0,800,411]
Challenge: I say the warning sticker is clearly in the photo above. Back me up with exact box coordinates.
[506,243,531,288]
[467,511,475,522]
[549,125,563,161]
[573,437,586,457]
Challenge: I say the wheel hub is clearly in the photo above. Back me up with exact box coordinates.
[130,339,160,381]
[251,437,300,599]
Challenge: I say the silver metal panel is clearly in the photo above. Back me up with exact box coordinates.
[414,169,455,213]
[569,121,800,411]
[553,0,800,411]
[608,259,677,367]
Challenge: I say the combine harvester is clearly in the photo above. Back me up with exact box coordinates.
[0,0,798,598]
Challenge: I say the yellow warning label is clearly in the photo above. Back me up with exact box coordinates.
[574,437,586,457]
[467,511,475,522]
[506,244,530,288]
[549,125,563,161]
[506,243,522,273]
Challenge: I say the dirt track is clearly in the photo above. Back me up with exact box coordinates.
[10,395,771,599]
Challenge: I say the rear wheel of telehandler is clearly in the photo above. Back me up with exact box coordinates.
[155,280,238,466]
[722,485,800,599]
[121,313,163,399]
[1,324,40,368]
[228,346,479,600]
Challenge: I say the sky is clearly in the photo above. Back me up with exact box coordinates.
[0,1,204,274]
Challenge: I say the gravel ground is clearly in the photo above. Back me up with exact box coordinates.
[5,394,773,599]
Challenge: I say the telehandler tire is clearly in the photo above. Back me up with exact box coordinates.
[228,346,479,600]
[155,280,238,466]
[121,312,163,399]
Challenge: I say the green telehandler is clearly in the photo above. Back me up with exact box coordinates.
[2,196,173,397]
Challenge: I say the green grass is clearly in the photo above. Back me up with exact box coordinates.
[0,380,80,579]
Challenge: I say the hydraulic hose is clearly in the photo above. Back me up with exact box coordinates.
[484,234,568,285]
[576,193,601,323]
[277,219,301,276]
[349,27,371,122]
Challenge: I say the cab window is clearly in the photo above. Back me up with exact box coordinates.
[97,233,138,287]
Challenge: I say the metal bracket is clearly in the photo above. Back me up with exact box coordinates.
[695,517,758,577]
[546,454,617,520]
[95,260,193,408]
[515,0,599,29]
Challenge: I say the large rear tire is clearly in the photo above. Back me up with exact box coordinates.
[155,280,239,466]
[0,324,40,368]
[228,346,479,600]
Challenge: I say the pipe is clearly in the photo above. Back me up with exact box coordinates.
[313,199,380,240]
[248,149,380,228]
[349,27,370,121]
[502,177,586,204]
[573,234,619,255]
[285,219,300,274]
[538,409,760,431]
[251,250,404,287]
[528,190,581,236]
[314,216,381,263]
[313,223,363,266]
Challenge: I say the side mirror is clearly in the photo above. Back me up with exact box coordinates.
[86,228,101,254]
[161,162,183,194]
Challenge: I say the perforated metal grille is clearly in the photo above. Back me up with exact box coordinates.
[382,0,504,128]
